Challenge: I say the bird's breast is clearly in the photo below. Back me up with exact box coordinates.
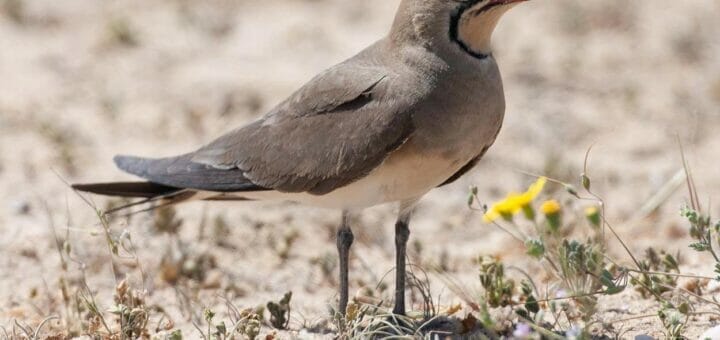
[241,63,506,210]
[238,140,469,209]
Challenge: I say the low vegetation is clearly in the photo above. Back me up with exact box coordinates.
[336,153,720,339]
[2,153,718,339]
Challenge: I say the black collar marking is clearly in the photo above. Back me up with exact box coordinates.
[449,0,491,60]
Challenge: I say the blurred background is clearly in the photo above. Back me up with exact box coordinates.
[0,0,718,337]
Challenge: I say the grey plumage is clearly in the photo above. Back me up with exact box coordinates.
[191,50,420,194]
[113,154,264,192]
[113,43,425,195]
[73,0,527,316]
[82,1,515,201]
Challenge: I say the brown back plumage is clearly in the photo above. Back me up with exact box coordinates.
[74,0,521,201]
[189,47,426,195]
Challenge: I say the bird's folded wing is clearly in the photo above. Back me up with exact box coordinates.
[190,61,421,195]
[114,153,266,192]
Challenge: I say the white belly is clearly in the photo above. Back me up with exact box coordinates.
[236,143,471,209]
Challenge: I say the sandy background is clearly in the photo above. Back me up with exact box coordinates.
[1,0,719,338]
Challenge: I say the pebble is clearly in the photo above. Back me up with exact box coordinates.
[10,199,31,215]
[634,335,655,340]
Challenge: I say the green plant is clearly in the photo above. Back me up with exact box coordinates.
[2,316,60,339]
[658,303,690,340]
[338,302,456,339]
[682,207,720,280]
[187,300,266,340]
[109,279,150,338]
[554,239,606,320]
[471,175,622,328]
[514,281,540,322]
[679,148,720,282]
[478,256,515,308]
[464,149,720,339]
[632,248,681,299]
[267,292,292,330]
[235,309,262,340]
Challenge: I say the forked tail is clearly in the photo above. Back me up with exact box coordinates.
[71,181,182,198]
[72,181,199,215]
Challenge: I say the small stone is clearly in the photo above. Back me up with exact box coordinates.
[700,325,720,340]
[19,248,37,259]
[10,200,31,215]
[159,258,180,284]
[634,335,655,340]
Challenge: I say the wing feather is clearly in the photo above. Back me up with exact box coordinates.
[114,42,428,195]
[191,48,424,194]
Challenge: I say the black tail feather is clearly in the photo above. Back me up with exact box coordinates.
[105,190,198,215]
[71,181,182,198]
[72,181,256,217]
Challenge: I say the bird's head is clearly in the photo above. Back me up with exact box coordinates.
[390,0,527,58]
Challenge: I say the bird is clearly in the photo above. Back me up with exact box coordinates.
[73,0,526,316]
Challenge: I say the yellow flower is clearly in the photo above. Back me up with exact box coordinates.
[516,177,547,207]
[541,199,562,232]
[585,206,599,216]
[585,205,601,228]
[483,177,547,223]
[540,200,561,216]
[482,194,521,222]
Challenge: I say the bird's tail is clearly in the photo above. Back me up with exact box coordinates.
[71,181,182,198]
[71,181,198,216]
[71,181,253,216]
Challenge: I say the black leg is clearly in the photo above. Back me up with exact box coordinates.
[393,218,410,315]
[337,211,354,316]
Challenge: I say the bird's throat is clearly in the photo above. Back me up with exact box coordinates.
[453,5,513,58]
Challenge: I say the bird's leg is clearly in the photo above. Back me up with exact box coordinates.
[393,201,416,315]
[336,211,354,317]
[393,218,410,315]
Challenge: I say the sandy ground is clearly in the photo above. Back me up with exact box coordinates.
[1,0,719,338]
